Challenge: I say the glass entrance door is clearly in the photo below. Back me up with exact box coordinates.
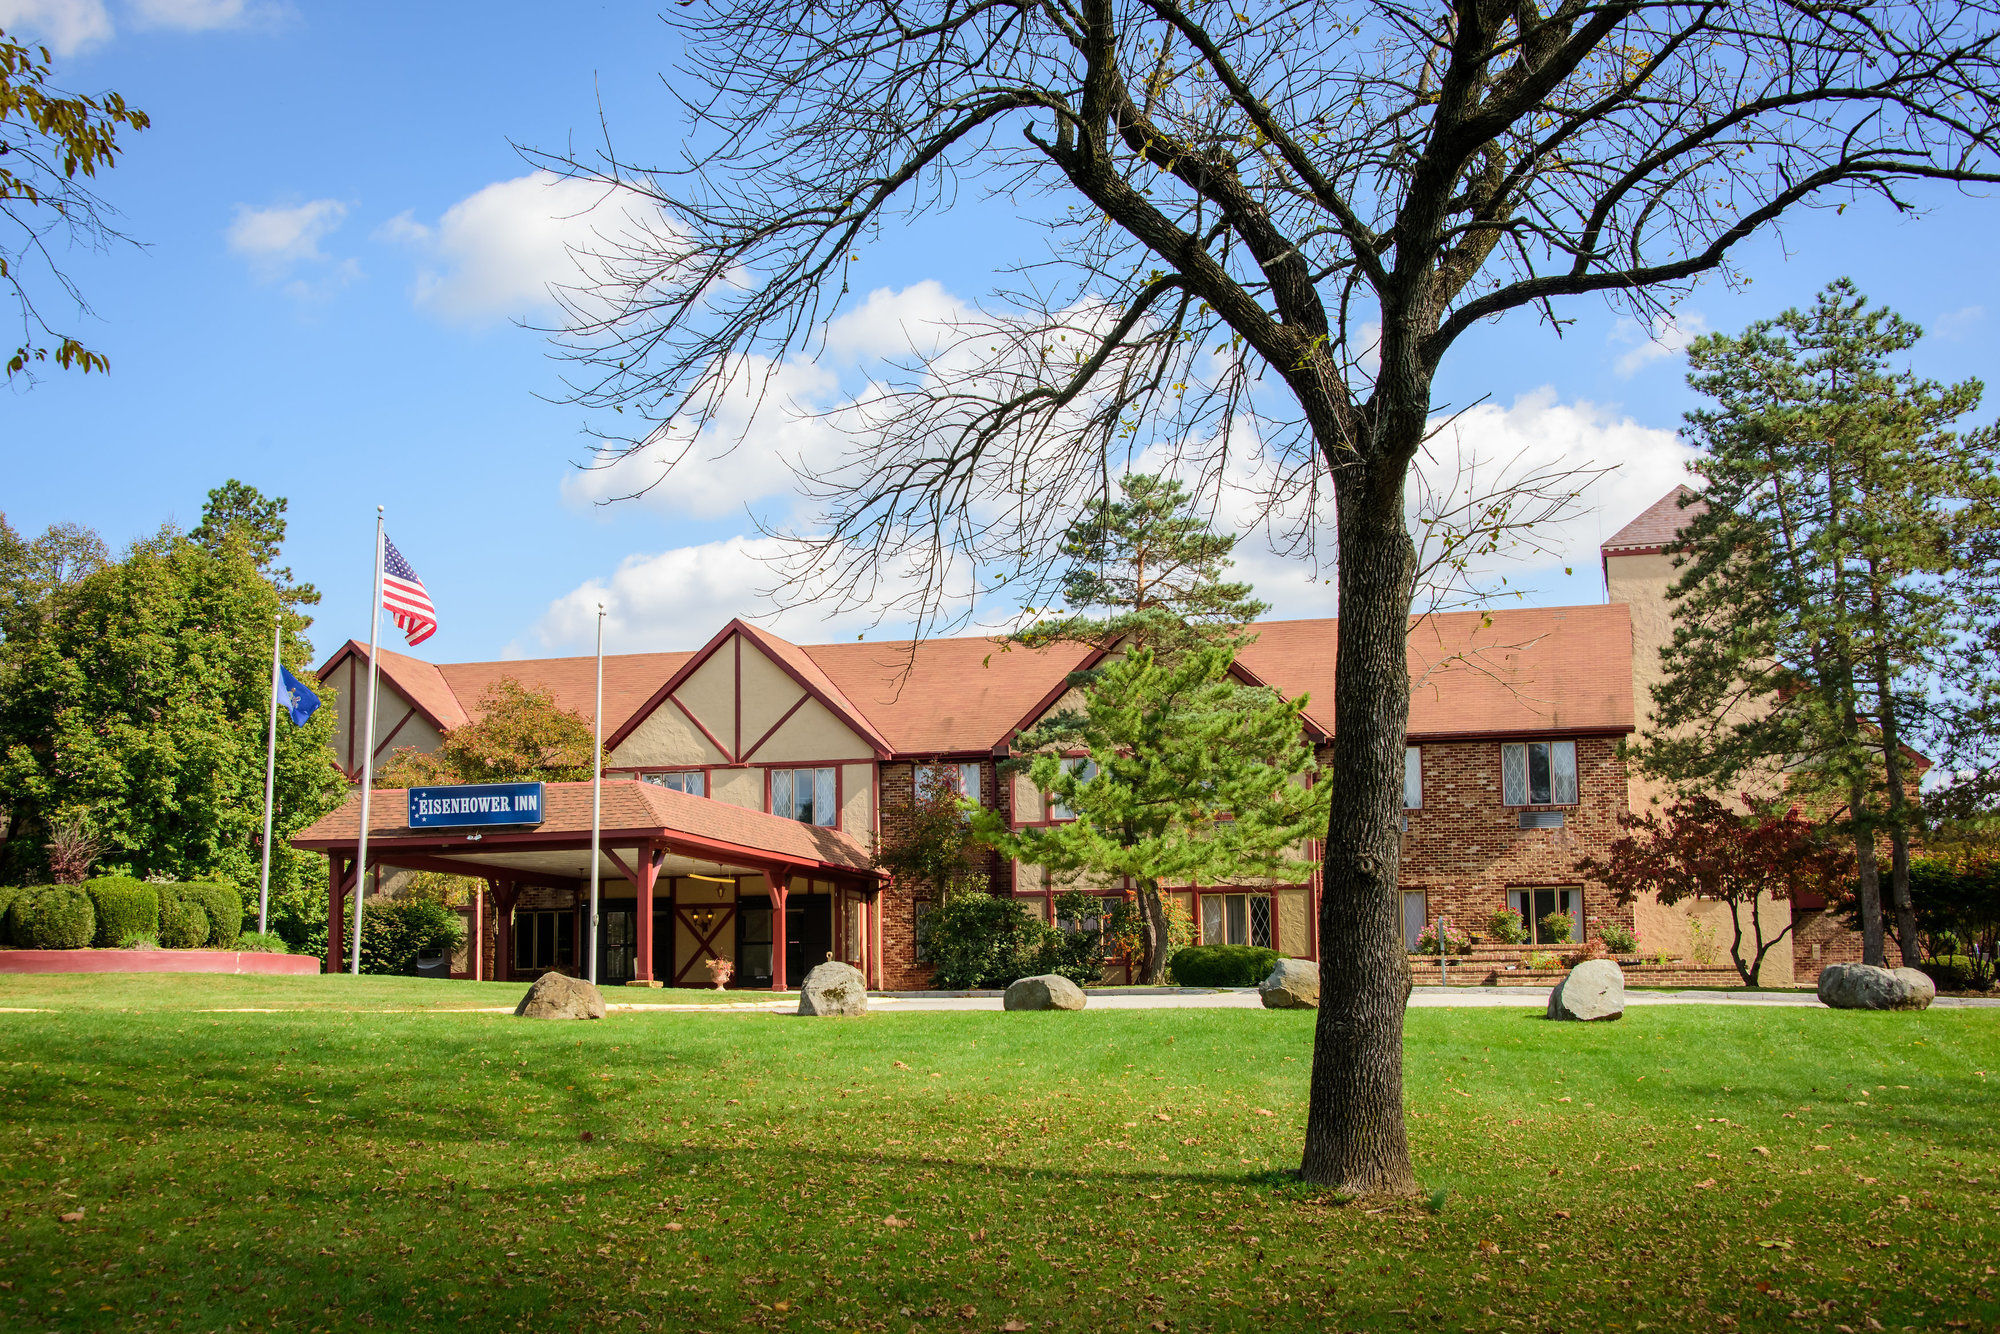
[736,899,774,987]
[599,908,637,985]
[785,895,833,984]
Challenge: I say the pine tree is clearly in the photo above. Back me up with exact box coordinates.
[972,644,1327,984]
[1636,280,2000,967]
[1009,474,1266,656]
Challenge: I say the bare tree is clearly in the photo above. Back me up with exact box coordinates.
[2,27,150,381]
[537,0,2000,1195]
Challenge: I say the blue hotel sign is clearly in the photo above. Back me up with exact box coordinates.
[408,782,546,829]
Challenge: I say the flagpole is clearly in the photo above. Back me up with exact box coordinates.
[588,602,604,986]
[351,507,386,976]
[257,613,282,936]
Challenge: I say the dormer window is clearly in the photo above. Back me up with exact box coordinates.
[643,769,706,798]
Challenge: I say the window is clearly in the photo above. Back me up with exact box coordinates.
[1056,903,1104,935]
[1509,887,1583,944]
[771,766,837,826]
[1501,740,1578,806]
[1048,756,1098,820]
[1201,893,1272,948]
[1403,746,1422,810]
[915,762,982,806]
[912,900,936,963]
[512,910,575,971]
[643,769,706,798]
[1400,890,1428,951]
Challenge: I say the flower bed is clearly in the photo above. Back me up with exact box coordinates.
[0,949,319,976]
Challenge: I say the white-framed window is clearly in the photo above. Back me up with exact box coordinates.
[1048,756,1098,820]
[915,762,982,806]
[1403,746,1422,810]
[771,766,838,827]
[1501,740,1578,806]
[1509,887,1583,944]
[1201,893,1272,948]
[643,769,705,798]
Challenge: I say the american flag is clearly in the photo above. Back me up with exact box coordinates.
[381,536,437,646]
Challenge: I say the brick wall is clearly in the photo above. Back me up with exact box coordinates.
[1791,907,1867,983]
[875,758,1011,991]
[1397,735,1636,944]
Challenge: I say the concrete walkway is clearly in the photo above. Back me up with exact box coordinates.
[609,985,2000,1014]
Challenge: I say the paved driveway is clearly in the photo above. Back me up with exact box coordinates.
[617,985,2000,1013]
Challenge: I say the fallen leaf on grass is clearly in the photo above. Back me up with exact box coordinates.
[1001,1322,1027,1332]
[1758,1239,1793,1249]
[882,1216,910,1229]
[1253,1108,1274,1117]
[663,1222,683,1232]
[1751,1146,1769,1157]
[59,1209,83,1223]
[1693,1178,1717,1189]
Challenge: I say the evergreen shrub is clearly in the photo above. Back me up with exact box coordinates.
[182,882,244,948]
[82,876,159,947]
[236,930,290,954]
[0,884,33,946]
[1167,944,1280,987]
[9,887,96,950]
[359,898,465,975]
[157,890,210,950]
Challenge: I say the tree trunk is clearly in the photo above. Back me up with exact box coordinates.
[1849,771,1886,967]
[1299,453,1419,1197]
[1138,877,1170,985]
[1869,634,1921,966]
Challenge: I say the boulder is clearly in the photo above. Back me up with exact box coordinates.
[798,960,869,1017]
[1258,958,1320,1009]
[1546,958,1625,1022]
[1003,974,1087,1011]
[514,971,607,1020]
[1818,962,1933,1011]
[1891,967,1938,1009]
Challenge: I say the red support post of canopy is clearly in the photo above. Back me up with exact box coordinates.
[633,843,660,985]
[766,864,791,991]
[324,854,353,975]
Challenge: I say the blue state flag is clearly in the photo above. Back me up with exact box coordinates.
[278,665,321,727]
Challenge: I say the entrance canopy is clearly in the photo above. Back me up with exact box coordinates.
[292,779,882,987]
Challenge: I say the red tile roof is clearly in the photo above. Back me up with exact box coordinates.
[292,779,875,872]
[1602,485,1706,553]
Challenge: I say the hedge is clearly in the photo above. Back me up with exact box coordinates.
[181,882,244,948]
[82,876,160,948]
[157,889,211,950]
[1167,943,1281,987]
[8,886,97,951]
[0,884,33,947]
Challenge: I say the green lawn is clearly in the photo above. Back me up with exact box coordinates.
[0,975,1993,1333]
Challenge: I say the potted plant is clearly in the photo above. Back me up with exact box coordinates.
[704,957,735,990]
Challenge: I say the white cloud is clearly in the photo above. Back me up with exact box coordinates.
[823,280,968,361]
[517,536,890,655]
[563,356,843,519]
[384,170,676,326]
[1934,305,1985,341]
[0,0,113,55]
[127,0,269,30]
[1612,310,1707,378]
[226,198,349,280]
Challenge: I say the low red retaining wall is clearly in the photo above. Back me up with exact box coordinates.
[0,949,320,976]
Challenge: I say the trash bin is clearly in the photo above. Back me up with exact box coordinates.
[415,955,450,979]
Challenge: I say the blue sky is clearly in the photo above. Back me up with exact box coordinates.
[4,0,1997,667]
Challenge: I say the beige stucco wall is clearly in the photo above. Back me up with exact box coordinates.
[322,658,442,777]
[1277,887,1312,958]
[712,767,764,810]
[611,706,729,768]
[675,646,737,748]
[736,647,798,745]
[1609,548,1796,986]
[752,696,876,763]
[840,763,874,841]
[1012,773,1046,824]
